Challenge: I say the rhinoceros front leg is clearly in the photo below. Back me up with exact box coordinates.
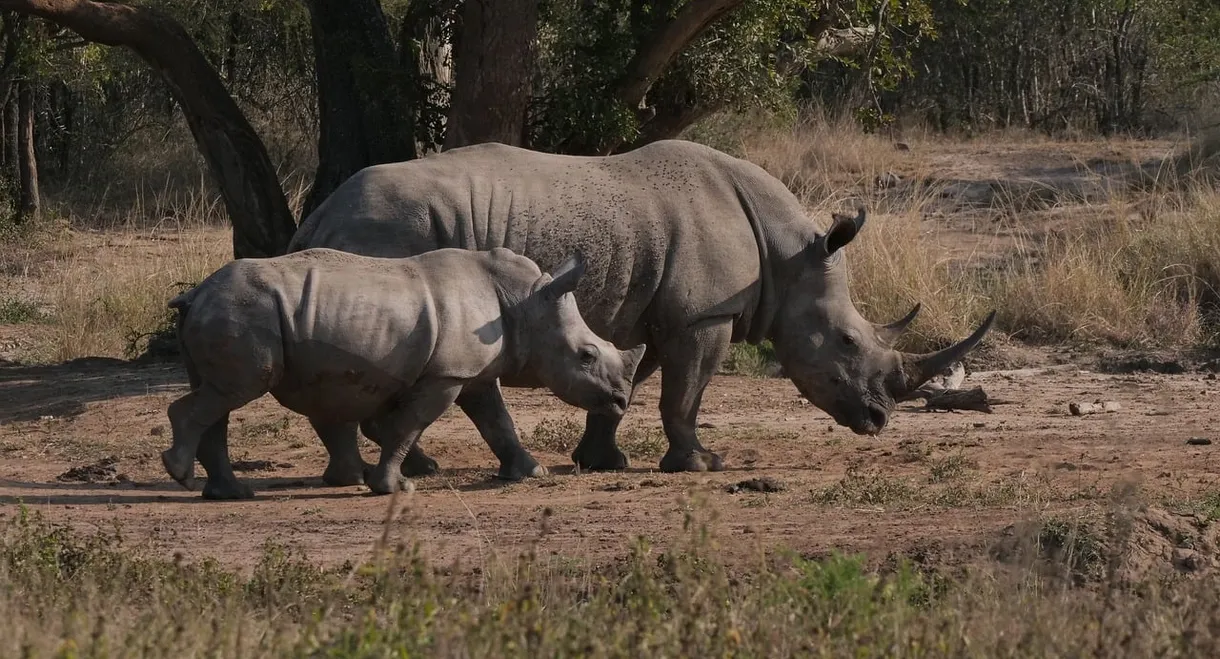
[656,318,731,472]
[315,421,441,484]
[360,382,463,495]
[571,351,660,471]
[456,381,546,480]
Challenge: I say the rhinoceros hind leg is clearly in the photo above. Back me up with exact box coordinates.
[313,420,368,486]
[163,386,248,490]
[656,319,731,473]
[571,350,658,471]
[361,382,463,495]
[197,414,255,499]
[456,381,546,480]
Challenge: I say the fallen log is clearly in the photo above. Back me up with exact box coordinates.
[922,386,994,413]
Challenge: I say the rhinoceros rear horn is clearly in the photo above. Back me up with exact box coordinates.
[874,303,922,347]
[817,207,866,260]
[542,251,587,298]
[898,310,997,394]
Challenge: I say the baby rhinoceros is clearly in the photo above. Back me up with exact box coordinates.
[161,247,646,499]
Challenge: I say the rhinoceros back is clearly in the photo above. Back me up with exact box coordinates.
[289,140,813,346]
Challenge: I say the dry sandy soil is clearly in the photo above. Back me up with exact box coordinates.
[2,355,1217,571]
[2,137,1218,575]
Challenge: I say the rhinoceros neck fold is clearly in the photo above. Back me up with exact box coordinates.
[728,176,815,346]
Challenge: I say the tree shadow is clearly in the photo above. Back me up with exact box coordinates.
[0,357,187,424]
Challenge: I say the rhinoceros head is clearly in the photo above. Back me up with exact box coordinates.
[772,208,996,435]
[523,253,647,417]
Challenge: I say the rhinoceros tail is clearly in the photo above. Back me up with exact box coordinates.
[166,287,203,389]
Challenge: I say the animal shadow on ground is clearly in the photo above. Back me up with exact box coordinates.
[0,358,186,424]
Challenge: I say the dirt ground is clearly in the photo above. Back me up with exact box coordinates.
[2,354,1217,571]
[2,137,1217,574]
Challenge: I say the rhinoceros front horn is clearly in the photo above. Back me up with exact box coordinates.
[874,303,922,347]
[897,310,997,394]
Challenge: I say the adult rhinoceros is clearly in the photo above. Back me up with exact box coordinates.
[287,139,995,477]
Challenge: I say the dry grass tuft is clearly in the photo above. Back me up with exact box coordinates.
[39,224,229,362]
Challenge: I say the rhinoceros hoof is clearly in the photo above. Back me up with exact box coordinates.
[571,443,629,471]
[659,449,725,473]
[201,479,255,500]
[364,466,415,495]
[497,458,548,481]
[400,450,441,477]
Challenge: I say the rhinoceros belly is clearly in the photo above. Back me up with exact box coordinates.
[269,343,409,422]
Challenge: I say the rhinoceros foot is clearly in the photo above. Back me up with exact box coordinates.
[496,454,548,481]
[400,448,441,477]
[571,441,629,472]
[202,478,255,500]
[322,461,368,487]
[364,465,416,496]
[161,449,197,490]
[659,449,724,473]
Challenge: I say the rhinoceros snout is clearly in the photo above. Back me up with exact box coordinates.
[848,402,890,436]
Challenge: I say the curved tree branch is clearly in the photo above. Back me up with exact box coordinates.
[0,0,296,258]
[615,0,747,112]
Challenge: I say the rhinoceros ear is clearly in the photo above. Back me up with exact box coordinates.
[815,207,866,261]
[541,251,587,298]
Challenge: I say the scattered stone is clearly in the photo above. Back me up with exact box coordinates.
[973,422,986,428]
[724,476,785,494]
[698,422,716,429]
[894,142,911,151]
[57,456,129,484]
[1069,401,1121,416]
[149,425,165,437]
[1186,437,1213,446]
[639,479,665,488]
[600,480,638,492]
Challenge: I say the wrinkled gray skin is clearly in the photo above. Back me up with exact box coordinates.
[161,247,646,499]
[289,139,996,476]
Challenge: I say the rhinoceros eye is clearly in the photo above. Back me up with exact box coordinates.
[579,346,598,365]
[841,333,856,346]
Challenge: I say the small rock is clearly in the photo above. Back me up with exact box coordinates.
[1069,401,1121,416]
[698,422,716,429]
[1186,437,1213,446]
[724,477,785,494]
[601,480,638,492]
[149,425,165,437]
[894,142,911,151]
[973,422,986,428]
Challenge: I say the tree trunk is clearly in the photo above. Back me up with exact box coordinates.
[400,0,455,154]
[0,0,295,258]
[15,76,36,222]
[302,0,416,217]
[4,92,15,173]
[443,0,538,149]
